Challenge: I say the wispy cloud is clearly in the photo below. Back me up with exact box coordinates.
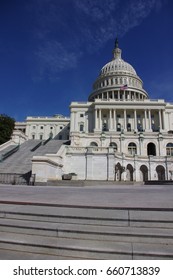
[29,0,164,80]
[34,40,82,80]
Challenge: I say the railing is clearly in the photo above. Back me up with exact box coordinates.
[0,172,35,185]
[30,141,42,152]
[0,145,19,162]
[43,137,51,146]
[66,146,115,154]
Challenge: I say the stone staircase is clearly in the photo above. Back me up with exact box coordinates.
[0,202,173,259]
[0,139,65,176]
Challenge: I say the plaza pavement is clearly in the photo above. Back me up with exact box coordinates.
[0,182,173,209]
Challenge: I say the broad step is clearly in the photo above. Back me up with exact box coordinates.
[0,218,173,244]
[0,232,173,259]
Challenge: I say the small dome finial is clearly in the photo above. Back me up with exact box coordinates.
[113,37,121,59]
[115,37,118,48]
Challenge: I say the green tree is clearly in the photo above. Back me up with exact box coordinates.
[0,114,15,145]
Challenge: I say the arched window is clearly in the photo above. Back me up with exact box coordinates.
[166,143,173,156]
[90,142,98,147]
[147,142,156,156]
[109,142,117,151]
[128,142,137,155]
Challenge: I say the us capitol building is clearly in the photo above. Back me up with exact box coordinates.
[14,40,173,183]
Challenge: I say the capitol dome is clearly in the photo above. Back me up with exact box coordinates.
[88,39,148,102]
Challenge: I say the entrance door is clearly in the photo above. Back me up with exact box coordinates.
[156,165,165,181]
[140,165,148,181]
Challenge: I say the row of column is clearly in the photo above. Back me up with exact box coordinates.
[95,108,165,132]
[95,90,144,101]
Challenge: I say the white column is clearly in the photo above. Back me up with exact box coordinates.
[113,91,115,99]
[118,90,120,100]
[99,109,102,130]
[113,109,116,131]
[85,114,88,133]
[162,110,166,130]
[159,109,162,130]
[71,111,75,132]
[95,109,98,129]
[148,109,151,130]
[109,109,113,130]
[134,110,137,131]
[124,109,127,131]
[144,109,147,130]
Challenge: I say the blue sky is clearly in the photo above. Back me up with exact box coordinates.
[0,0,173,121]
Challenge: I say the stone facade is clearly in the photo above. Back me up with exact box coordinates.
[15,114,70,141]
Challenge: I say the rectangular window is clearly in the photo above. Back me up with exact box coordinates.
[80,114,84,117]
[80,124,84,132]
[127,114,131,118]
[117,114,121,118]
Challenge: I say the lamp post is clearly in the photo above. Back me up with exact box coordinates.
[120,129,125,153]
[158,132,163,156]
[100,131,106,147]
[139,132,144,155]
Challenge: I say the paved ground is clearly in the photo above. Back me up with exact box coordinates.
[0,183,173,208]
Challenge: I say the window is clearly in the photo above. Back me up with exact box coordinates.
[166,143,173,156]
[127,123,131,131]
[117,123,121,131]
[127,114,131,119]
[40,135,43,140]
[50,126,53,129]
[128,142,137,155]
[40,126,43,129]
[102,123,107,131]
[80,124,84,132]
[137,124,143,132]
[32,134,35,139]
[90,142,98,147]
[80,114,84,118]
[32,126,36,129]
[60,126,63,130]
[117,114,121,118]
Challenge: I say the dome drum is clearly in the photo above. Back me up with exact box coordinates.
[88,87,148,102]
